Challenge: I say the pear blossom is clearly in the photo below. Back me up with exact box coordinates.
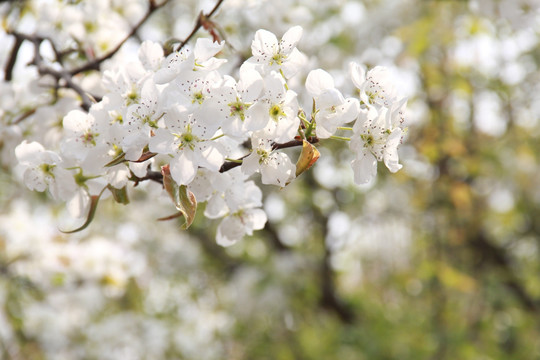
[149,107,225,185]
[15,140,77,201]
[190,168,268,246]
[138,40,165,73]
[122,78,163,161]
[241,131,296,186]
[350,62,401,109]
[214,66,264,138]
[9,21,409,248]
[216,209,267,247]
[154,38,226,85]
[349,106,404,184]
[305,69,360,138]
[61,109,108,165]
[247,26,307,79]
[244,71,300,142]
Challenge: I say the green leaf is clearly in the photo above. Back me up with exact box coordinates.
[60,187,106,233]
[161,165,197,229]
[107,185,129,205]
[104,152,126,167]
[295,140,320,177]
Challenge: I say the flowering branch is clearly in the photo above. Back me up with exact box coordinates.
[13,24,409,247]
[69,0,170,75]
[6,30,95,110]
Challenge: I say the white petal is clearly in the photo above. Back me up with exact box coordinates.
[194,38,225,61]
[138,40,164,71]
[247,208,267,232]
[306,69,334,97]
[351,151,377,184]
[15,140,45,165]
[216,216,245,247]
[280,26,303,53]
[244,101,269,131]
[383,129,403,173]
[198,142,225,172]
[241,152,260,176]
[204,194,228,219]
[349,62,366,89]
[67,188,90,219]
[238,65,264,103]
[171,151,197,185]
[63,109,91,132]
[260,152,295,186]
[281,48,307,79]
[251,29,278,57]
[317,88,343,109]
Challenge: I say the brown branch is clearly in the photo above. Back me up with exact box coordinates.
[69,0,170,75]
[130,170,163,185]
[6,31,94,110]
[470,231,540,313]
[5,0,169,111]
[320,245,356,324]
[174,0,226,52]
[219,136,319,173]
[4,35,23,81]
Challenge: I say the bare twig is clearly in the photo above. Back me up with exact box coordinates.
[4,35,23,81]
[5,30,94,111]
[174,0,226,52]
[4,0,170,111]
[219,136,320,173]
[70,0,170,75]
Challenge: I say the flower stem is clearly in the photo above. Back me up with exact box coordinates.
[330,135,351,141]
[337,126,353,131]
[210,133,225,141]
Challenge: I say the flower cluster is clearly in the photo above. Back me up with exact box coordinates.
[14,26,408,245]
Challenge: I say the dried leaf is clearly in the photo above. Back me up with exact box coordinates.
[295,140,320,177]
[161,165,197,229]
[135,151,157,162]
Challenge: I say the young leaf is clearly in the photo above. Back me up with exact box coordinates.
[107,185,129,205]
[135,151,157,162]
[295,140,320,177]
[157,212,183,221]
[60,187,106,233]
[161,165,197,229]
[104,152,126,167]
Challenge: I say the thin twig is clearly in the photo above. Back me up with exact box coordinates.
[4,35,23,81]
[5,31,96,111]
[70,0,170,75]
[174,0,226,52]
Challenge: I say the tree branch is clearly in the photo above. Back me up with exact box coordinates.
[4,35,23,81]
[69,0,170,75]
[5,30,95,111]
[174,0,226,52]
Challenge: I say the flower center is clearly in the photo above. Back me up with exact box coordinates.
[192,91,205,104]
[228,99,250,121]
[81,131,98,146]
[269,104,285,121]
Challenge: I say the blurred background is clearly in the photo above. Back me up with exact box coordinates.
[1,0,540,359]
